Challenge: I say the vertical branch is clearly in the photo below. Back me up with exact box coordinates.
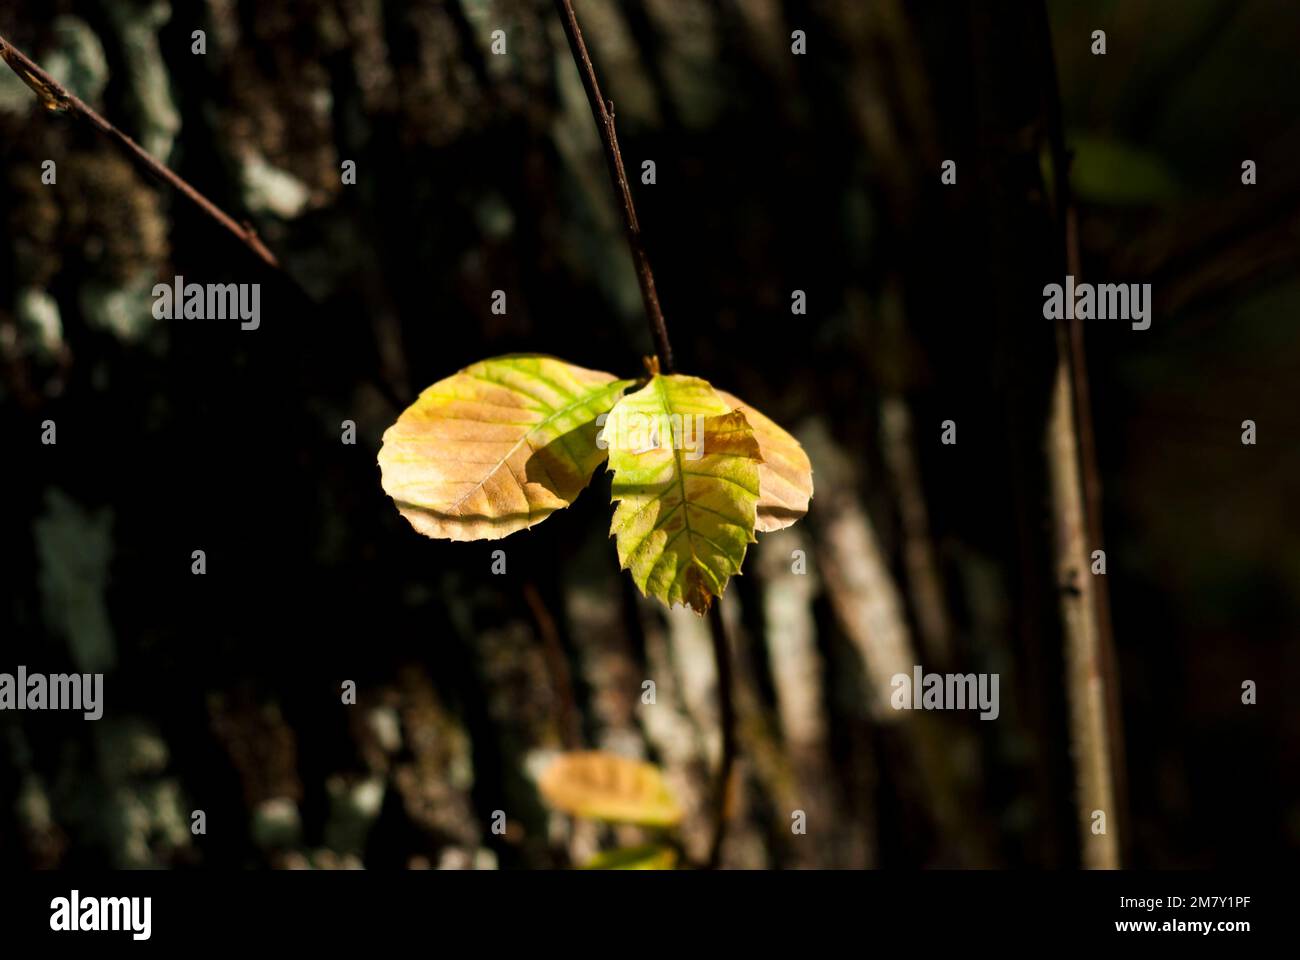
[1037,4,1124,868]
[552,0,674,373]
[553,0,735,865]
[1046,327,1120,869]
[706,602,736,869]
[1063,208,1128,859]
[523,582,582,750]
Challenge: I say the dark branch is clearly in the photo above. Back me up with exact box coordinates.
[706,601,737,868]
[553,0,739,866]
[1036,1,1127,866]
[552,0,674,373]
[0,32,280,270]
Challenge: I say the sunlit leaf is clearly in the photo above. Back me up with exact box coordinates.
[378,355,634,541]
[603,374,761,614]
[538,751,683,827]
[715,390,813,532]
[582,845,678,870]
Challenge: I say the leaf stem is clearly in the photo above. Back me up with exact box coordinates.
[553,0,736,865]
[552,0,673,373]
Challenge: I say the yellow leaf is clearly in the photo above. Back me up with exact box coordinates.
[378,355,633,541]
[715,390,813,532]
[604,375,762,614]
[538,751,683,827]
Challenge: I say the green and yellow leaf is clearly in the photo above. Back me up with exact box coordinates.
[582,845,678,870]
[715,390,813,532]
[378,354,633,541]
[539,751,683,827]
[603,374,761,614]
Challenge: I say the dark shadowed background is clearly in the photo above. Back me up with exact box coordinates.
[2,0,1297,869]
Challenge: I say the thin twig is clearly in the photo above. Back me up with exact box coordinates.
[553,0,736,866]
[1037,3,1124,869]
[524,581,582,750]
[1046,305,1119,869]
[1062,206,1128,864]
[552,0,673,372]
[705,601,737,869]
[0,32,279,269]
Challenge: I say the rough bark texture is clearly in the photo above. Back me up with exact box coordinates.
[2,0,1298,870]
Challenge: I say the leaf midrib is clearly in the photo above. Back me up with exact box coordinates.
[655,375,702,597]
